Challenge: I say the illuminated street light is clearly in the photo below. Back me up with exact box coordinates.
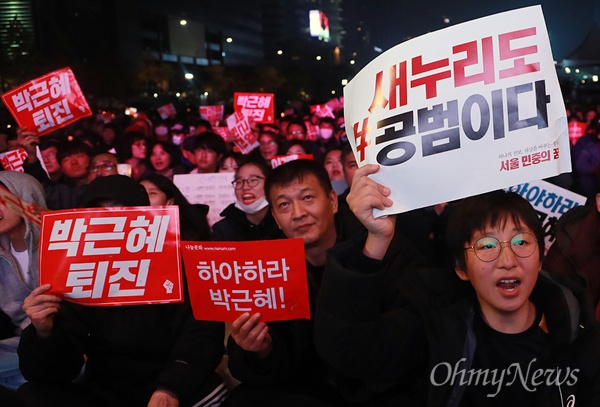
[575,68,580,73]
[593,75,599,82]
[316,55,322,61]
[153,93,158,98]
[184,73,194,80]
[226,37,233,43]
[341,79,348,86]
[176,92,181,97]
[565,67,571,74]
[350,60,355,65]
[331,90,336,95]
[180,19,187,26]
[204,91,209,96]
[277,49,283,55]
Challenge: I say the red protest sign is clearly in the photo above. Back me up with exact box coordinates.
[199,105,225,125]
[39,206,183,306]
[226,112,259,154]
[0,185,43,226]
[1,67,92,136]
[182,239,310,322]
[0,148,28,172]
[233,92,275,124]
[270,154,314,169]
[157,103,176,119]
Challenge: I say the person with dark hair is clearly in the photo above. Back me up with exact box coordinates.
[147,140,185,181]
[543,170,600,321]
[315,164,600,406]
[255,130,280,165]
[118,130,149,181]
[322,147,347,195]
[18,174,227,407]
[217,152,243,174]
[0,172,46,393]
[211,159,283,242]
[572,113,600,200]
[18,129,93,209]
[88,153,119,183]
[38,136,63,182]
[284,119,306,142]
[191,132,227,174]
[192,119,213,136]
[224,160,421,406]
[139,173,211,241]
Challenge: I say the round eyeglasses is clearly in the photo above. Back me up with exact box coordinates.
[232,176,264,190]
[90,163,115,173]
[465,232,538,262]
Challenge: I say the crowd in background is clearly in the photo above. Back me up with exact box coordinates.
[0,98,599,406]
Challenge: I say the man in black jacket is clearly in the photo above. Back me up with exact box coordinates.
[224,160,422,406]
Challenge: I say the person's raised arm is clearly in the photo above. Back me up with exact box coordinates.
[16,126,40,164]
[346,164,396,260]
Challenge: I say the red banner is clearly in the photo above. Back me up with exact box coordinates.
[1,67,92,136]
[233,92,275,124]
[270,154,314,169]
[0,148,28,172]
[182,239,310,322]
[157,103,176,119]
[39,206,183,306]
[199,105,225,125]
[226,112,259,154]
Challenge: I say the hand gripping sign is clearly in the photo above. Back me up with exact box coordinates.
[39,206,183,306]
[1,67,92,137]
[181,239,310,322]
[344,6,571,217]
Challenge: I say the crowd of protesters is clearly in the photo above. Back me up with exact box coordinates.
[0,99,599,406]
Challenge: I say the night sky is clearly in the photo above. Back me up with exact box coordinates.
[354,0,599,61]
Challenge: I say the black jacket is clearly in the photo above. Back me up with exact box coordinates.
[315,238,600,407]
[18,296,224,406]
[211,203,285,242]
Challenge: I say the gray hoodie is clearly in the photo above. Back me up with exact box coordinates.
[0,171,46,351]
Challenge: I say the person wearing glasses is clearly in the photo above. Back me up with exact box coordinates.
[211,159,284,242]
[88,153,119,182]
[315,164,600,406]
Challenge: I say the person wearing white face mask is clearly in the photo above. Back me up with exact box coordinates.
[308,117,340,163]
[211,159,285,242]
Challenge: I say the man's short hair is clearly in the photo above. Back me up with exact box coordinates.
[265,159,332,205]
[56,139,94,163]
[340,143,354,167]
[446,190,544,271]
[193,132,227,155]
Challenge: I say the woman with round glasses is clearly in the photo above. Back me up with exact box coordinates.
[211,159,285,242]
[316,168,600,406]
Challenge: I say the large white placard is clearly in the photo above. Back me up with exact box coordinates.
[173,173,236,227]
[344,6,571,216]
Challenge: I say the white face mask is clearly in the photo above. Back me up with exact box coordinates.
[172,135,184,145]
[319,128,334,140]
[234,196,269,214]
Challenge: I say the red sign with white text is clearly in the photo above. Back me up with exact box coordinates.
[39,206,183,306]
[0,148,28,172]
[233,92,275,124]
[199,105,225,125]
[270,154,314,168]
[226,112,259,154]
[1,67,92,136]
[157,103,176,119]
[182,239,310,322]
